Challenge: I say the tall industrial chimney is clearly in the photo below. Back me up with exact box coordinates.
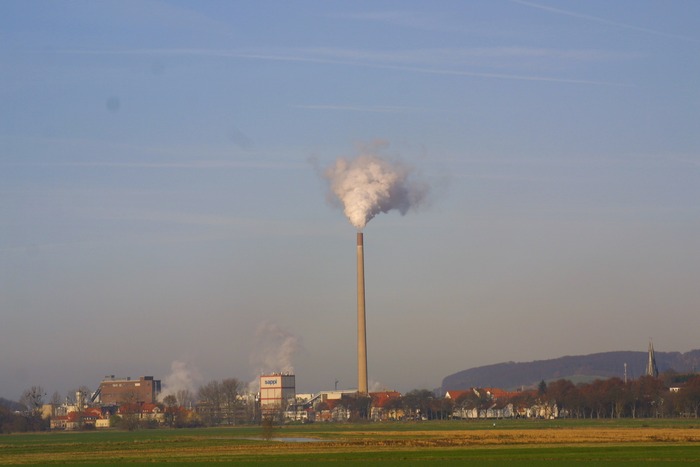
[357,232,368,394]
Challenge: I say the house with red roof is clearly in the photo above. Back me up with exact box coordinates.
[50,408,109,430]
[117,402,165,424]
[447,387,516,419]
[444,389,473,401]
[369,391,403,421]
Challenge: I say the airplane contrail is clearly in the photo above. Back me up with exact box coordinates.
[511,0,700,43]
[51,47,631,87]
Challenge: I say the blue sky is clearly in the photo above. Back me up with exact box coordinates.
[1,0,699,400]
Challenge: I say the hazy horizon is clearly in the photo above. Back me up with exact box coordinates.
[2,0,699,402]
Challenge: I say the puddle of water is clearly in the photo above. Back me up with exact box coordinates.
[240,437,330,443]
[273,437,331,443]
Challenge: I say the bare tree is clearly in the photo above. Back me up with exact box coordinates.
[402,389,435,420]
[680,376,700,418]
[261,415,275,440]
[198,380,222,426]
[338,393,371,421]
[163,395,178,427]
[50,391,62,407]
[19,386,45,416]
[221,378,242,425]
[119,391,141,431]
[175,389,195,410]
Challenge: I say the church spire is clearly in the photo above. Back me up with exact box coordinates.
[645,339,658,377]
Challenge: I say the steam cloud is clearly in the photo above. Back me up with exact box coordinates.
[250,320,302,376]
[159,360,202,401]
[323,141,429,230]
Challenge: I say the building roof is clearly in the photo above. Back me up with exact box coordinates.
[484,388,517,400]
[141,403,161,413]
[444,390,471,400]
[369,391,401,408]
[84,407,102,417]
[54,410,105,423]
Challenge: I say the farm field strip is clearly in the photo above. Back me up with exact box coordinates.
[2,422,700,465]
[330,427,700,444]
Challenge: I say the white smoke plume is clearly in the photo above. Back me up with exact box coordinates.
[159,360,202,401]
[323,141,429,230]
[248,321,302,392]
[369,379,389,393]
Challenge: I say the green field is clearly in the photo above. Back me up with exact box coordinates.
[2,419,700,465]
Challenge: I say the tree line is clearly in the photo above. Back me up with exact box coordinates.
[161,378,251,428]
[533,373,700,419]
[0,378,249,433]
[0,386,49,434]
[4,372,700,433]
[444,372,700,420]
[342,373,700,421]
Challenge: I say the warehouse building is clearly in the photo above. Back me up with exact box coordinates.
[96,375,161,405]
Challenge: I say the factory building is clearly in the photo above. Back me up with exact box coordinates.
[96,375,161,406]
[259,373,295,414]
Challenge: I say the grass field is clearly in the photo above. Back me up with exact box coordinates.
[2,419,700,465]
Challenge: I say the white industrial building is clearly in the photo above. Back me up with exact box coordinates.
[259,373,295,414]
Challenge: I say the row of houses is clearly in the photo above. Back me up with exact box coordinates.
[46,387,544,429]
[289,388,558,422]
[444,388,558,420]
[48,403,170,430]
[41,373,559,429]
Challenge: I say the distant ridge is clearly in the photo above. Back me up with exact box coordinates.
[0,397,23,412]
[441,349,700,393]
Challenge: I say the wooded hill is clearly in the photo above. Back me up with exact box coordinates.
[0,397,24,412]
[441,349,700,393]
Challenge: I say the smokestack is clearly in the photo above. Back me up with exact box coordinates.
[319,144,430,397]
[357,232,368,394]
